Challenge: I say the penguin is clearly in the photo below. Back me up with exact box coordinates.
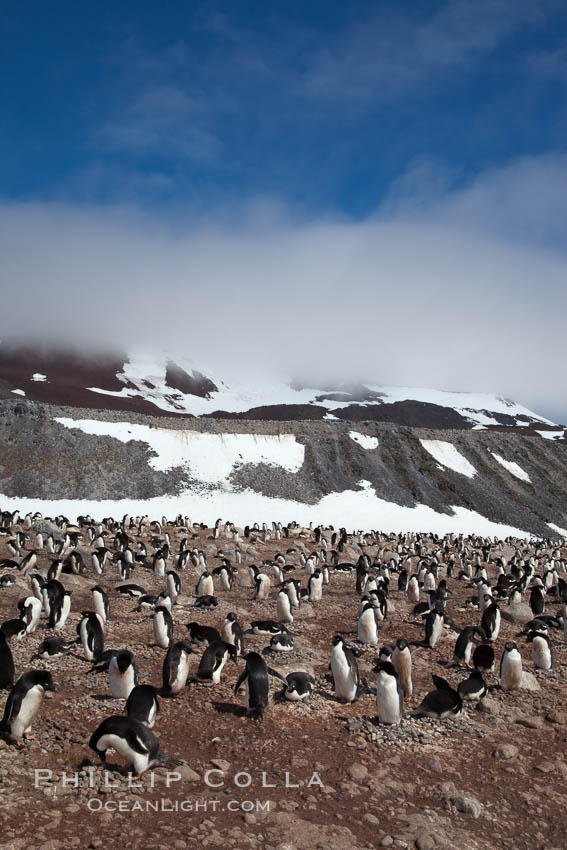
[254,573,271,600]
[281,671,315,702]
[0,670,55,742]
[270,632,294,652]
[330,635,359,703]
[89,716,167,777]
[529,585,545,617]
[154,591,172,611]
[283,580,301,609]
[153,606,173,649]
[411,675,462,719]
[457,670,487,701]
[78,611,105,661]
[500,642,523,690]
[450,626,485,667]
[196,641,236,684]
[424,606,444,648]
[0,574,16,587]
[193,595,218,610]
[195,571,214,598]
[308,569,323,602]
[527,631,552,670]
[407,576,420,603]
[32,637,73,659]
[92,586,109,625]
[162,640,193,695]
[50,590,72,631]
[126,685,160,728]
[357,603,379,645]
[166,570,181,603]
[251,620,288,635]
[481,600,501,642]
[185,623,221,647]
[42,579,65,618]
[0,630,15,689]
[116,584,147,598]
[109,651,139,699]
[220,612,245,656]
[17,596,42,634]
[374,661,404,725]
[391,638,412,699]
[1,619,27,641]
[29,573,44,601]
[276,590,294,625]
[397,569,408,592]
[472,643,495,673]
[234,652,272,719]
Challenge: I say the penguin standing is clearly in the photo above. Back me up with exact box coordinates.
[0,630,15,689]
[196,641,236,684]
[330,635,359,702]
[391,638,412,699]
[308,569,323,602]
[407,576,420,603]
[126,685,160,728]
[472,643,495,672]
[481,600,501,642]
[527,631,552,670]
[195,571,214,598]
[220,612,245,656]
[108,651,138,699]
[153,606,173,649]
[162,640,193,695]
[0,670,55,741]
[166,570,181,604]
[358,603,379,645]
[92,586,109,626]
[424,606,444,648]
[374,661,403,725]
[276,589,294,625]
[254,573,271,600]
[89,716,167,777]
[78,612,105,661]
[500,642,523,690]
[18,596,42,635]
[50,590,72,631]
[450,626,485,667]
[234,652,273,719]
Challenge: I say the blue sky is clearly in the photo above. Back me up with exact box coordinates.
[2,0,566,215]
[1,1,566,420]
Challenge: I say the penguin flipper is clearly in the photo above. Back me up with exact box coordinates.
[266,668,287,684]
[234,670,247,695]
[125,728,151,756]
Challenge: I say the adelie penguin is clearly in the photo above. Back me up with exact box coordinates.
[78,611,105,661]
[166,570,181,603]
[270,632,294,652]
[276,589,294,625]
[280,671,315,702]
[500,642,523,690]
[0,670,55,743]
[89,716,169,777]
[109,651,139,699]
[374,661,404,725]
[411,675,462,720]
[162,640,193,695]
[195,571,214,598]
[472,643,495,673]
[457,670,487,701]
[357,602,379,645]
[308,569,323,602]
[126,685,160,728]
[17,596,42,635]
[481,600,501,642]
[1,619,27,641]
[330,635,360,703]
[234,652,277,719]
[186,623,221,647]
[424,605,444,648]
[196,641,236,684]
[153,606,173,649]
[251,620,288,636]
[221,613,245,656]
[32,637,73,659]
[527,630,552,670]
[49,589,72,631]
[391,638,412,699]
[92,586,109,626]
[449,626,486,667]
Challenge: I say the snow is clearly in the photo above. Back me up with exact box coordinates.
[536,430,565,441]
[489,451,531,482]
[349,431,379,450]
[11,389,25,396]
[419,440,477,478]
[547,523,567,538]
[84,351,557,425]
[0,479,532,537]
[54,418,304,484]
[31,373,47,382]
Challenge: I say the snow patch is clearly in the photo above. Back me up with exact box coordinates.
[11,389,25,396]
[0,481,531,537]
[349,431,379,450]
[53,418,304,485]
[489,452,530,482]
[31,373,47,382]
[536,430,565,441]
[547,523,567,538]
[420,440,477,478]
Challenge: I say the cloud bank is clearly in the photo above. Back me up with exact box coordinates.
[0,153,566,422]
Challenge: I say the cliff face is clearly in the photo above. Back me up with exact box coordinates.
[0,400,565,537]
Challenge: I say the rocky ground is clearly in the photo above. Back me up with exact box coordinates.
[0,518,566,850]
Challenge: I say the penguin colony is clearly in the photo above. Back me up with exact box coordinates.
[0,508,566,785]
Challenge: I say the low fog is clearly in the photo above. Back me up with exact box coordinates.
[1,154,566,422]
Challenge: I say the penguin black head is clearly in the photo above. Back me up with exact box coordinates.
[30,670,56,691]
[504,641,518,652]
[115,651,134,674]
[373,660,398,676]
[226,612,237,622]
[395,638,409,651]
[332,635,345,647]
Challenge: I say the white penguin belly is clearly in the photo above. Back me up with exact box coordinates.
[377,676,401,725]
[331,651,357,700]
[11,686,43,738]
[154,616,170,648]
[532,639,551,670]
[97,733,150,775]
[170,655,189,694]
[109,666,136,699]
[358,611,378,644]
[55,596,71,630]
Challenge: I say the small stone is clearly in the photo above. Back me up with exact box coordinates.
[244,814,257,825]
[515,715,543,729]
[520,672,541,692]
[415,832,436,850]
[380,837,394,847]
[478,697,500,715]
[210,759,231,772]
[533,762,555,774]
[493,744,519,760]
[178,763,200,782]
[425,755,443,772]
[364,813,380,825]
[348,763,368,781]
